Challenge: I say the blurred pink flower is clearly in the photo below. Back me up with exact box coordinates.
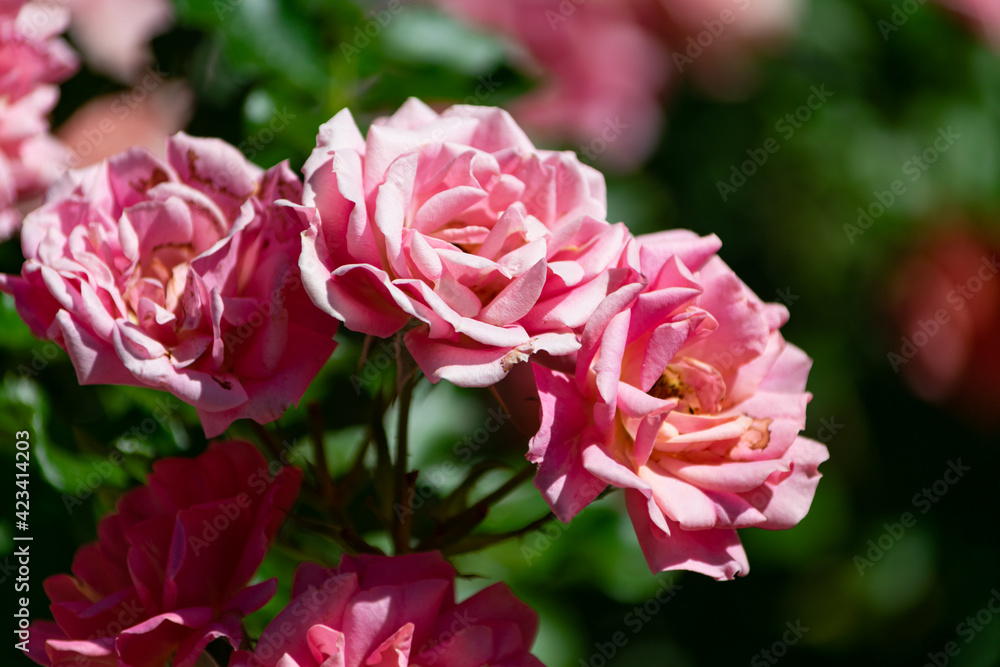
[640,0,802,96]
[527,230,827,579]
[435,0,667,168]
[0,133,339,436]
[0,0,78,239]
[67,0,173,83]
[57,79,194,166]
[888,227,1000,429]
[297,98,629,387]
[231,552,544,667]
[28,440,302,667]
[938,0,1000,48]
[434,0,801,167]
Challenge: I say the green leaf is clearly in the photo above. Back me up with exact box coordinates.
[381,9,506,76]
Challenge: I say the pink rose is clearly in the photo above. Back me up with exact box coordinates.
[0,1,77,98]
[0,0,78,239]
[297,98,629,387]
[232,552,544,667]
[639,0,802,95]
[28,440,302,667]
[527,230,828,580]
[0,133,339,436]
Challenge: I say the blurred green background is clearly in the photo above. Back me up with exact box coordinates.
[4,0,1000,665]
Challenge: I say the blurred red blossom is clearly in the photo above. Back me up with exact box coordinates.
[887,225,1000,429]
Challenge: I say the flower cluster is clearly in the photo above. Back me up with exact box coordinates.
[13,99,825,666]
[293,101,825,579]
[0,0,78,239]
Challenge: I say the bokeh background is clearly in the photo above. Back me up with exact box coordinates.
[4,0,1000,665]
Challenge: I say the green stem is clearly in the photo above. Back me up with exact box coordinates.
[338,429,372,501]
[292,515,385,555]
[418,465,534,551]
[432,460,506,520]
[442,512,557,556]
[356,334,375,375]
[308,402,335,507]
[393,360,416,553]
[251,423,290,470]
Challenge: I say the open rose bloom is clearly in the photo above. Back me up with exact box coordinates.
[0,0,78,239]
[297,99,628,387]
[0,133,339,436]
[528,231,828,579]
[28,440,302,667]
[232,552,544,667]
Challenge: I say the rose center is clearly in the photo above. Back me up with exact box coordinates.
[647,359,727,415]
